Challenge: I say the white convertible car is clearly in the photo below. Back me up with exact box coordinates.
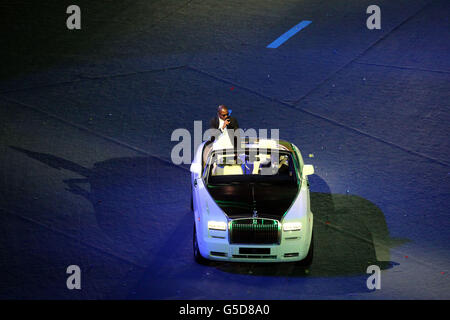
[190,136,314,265]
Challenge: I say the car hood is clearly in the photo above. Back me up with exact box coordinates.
[206,182,299,220]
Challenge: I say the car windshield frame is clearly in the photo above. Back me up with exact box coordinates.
[204,148,298,186]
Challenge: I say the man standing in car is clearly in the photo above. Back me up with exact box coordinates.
[210,104,239,132]
[207,104,240,154]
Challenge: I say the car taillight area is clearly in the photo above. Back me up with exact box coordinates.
[229,218,280,244]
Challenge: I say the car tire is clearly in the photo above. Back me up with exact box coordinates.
[193,223,209,265]
[297,232,314,267]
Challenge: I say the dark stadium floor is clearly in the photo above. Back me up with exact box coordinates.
[0,0,449,299]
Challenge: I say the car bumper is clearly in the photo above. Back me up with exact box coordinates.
[198,231,311,263]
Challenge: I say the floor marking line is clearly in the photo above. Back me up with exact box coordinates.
[354,61,450,74]
[186,66,449,168]
[0,95,190,173]
[0,65,186,95]
[290,0,435,106]
[267,20,311,48]
[0,206,147,269]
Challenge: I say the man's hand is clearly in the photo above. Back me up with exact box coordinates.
[222,118,231,129]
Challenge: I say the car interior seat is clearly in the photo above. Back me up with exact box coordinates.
[222,164,244,175]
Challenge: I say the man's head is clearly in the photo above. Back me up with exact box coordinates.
[217,105,229,120]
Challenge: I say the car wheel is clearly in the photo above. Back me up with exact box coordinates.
[297,232,314,267]
[193,223,209,265]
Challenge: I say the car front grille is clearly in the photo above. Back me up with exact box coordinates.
[229,218,280,244]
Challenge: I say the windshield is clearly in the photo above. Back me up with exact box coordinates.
[206,149,297,185]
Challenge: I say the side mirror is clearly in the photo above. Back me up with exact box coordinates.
[302,164,314,178]
[190,162,202,175]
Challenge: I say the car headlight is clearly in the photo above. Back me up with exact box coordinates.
[208,221,227,231]
[283,222,302,231]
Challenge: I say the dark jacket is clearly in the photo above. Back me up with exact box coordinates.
[209,116,239,130]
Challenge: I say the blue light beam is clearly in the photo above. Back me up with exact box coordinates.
[266,20,312,48]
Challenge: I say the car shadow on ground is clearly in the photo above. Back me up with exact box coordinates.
[9,146,191,258]
[207,174,409,278]
[10,146,409,282]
